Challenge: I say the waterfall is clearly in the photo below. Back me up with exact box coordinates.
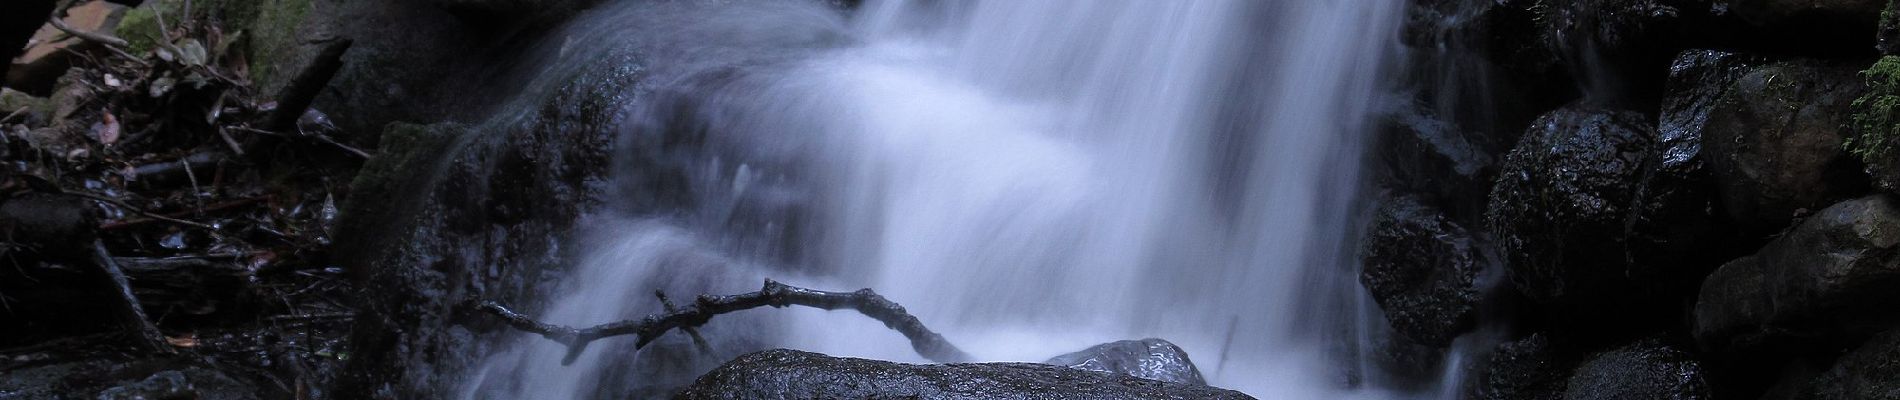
[464,0,1409,398]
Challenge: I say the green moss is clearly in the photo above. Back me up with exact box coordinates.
[1848,56,1900,191]
[246,0,313,90]
[1849,57,1900,159]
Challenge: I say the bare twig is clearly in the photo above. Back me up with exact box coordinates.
[478,279,972,365]
[265,40,353,133]
[91,240,171,353]
[61,190,217,231]
[2,107,26,124]
[47,15,146,66]
[656,290,713,354]
[47,15,127,48]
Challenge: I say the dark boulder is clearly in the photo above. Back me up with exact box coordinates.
[1361,193,1488,346]
[1848,56,1900,194]
[1802,329,1900,400]
[1703,59,1870,232]
[1533,0,1693,103]
[1562,339,1712,400]
[1469,334,1576,400]
[1694,195,1900,352]
[0,357,264,399]
[0,192,100,260]
[1637,50,1766,277]
[335,51,638,396]
[1044,338,1206,386]
[673,349,1254,400]
[1486,106,1661,314]
[1372,103,1501,211]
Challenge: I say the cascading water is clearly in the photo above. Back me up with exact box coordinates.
[465,0,1412,398]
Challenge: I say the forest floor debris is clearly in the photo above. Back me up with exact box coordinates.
[2,3,364,398]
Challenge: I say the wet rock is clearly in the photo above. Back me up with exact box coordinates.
[1703,59,1869,231]
[1802,329,1900,400]
[1848,56,1900,194]
[96,371,193,400]
[1694,195,1900,352]
[1400,0,1574,141]
[1044,338,1206,386]
[1361,193,1487,346]
[1533,0,1689,102]
[1470,334,1575,400]
[1372,104,1501,209]
[0,357,263,399]
[1486,106,1659,313]
[1633,50,1765,279]
[674,349,1254,400]
[334,49,640,397]
[1562,339,1712,400]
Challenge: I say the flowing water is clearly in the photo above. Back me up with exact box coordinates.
[465,0,1421,398]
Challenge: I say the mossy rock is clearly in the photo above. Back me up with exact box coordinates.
[1849,56,1900,194]
[114,0,317,92]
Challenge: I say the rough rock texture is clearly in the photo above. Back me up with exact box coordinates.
[1694,195,1900,352]
[1361,193,1487,346]
[1849,56,1900,194]
[674,349,1255,400]
[0,357,264,400]
[1562,339,1712,400]
[1486,106,1661,313]
[1373,104,1502,213]
[1470,334,1575,400]
[1703,59,1869,231]
[1636,49,1765,277]
[334,53,639,397]
[1803,329,1900,400]
[1533,0,1692,103]
[1044,339,1207,386]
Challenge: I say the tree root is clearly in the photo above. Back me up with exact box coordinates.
[477,279,972,365]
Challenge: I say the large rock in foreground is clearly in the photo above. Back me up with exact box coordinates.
[1486,106,1660,315]
[1694,195,1900,352]
[674,350,1255,400]
[1044,338,1207,386]
[1703,59,1868,231]
[1802,329,1900,400]
[1562,339,1711,400]
[1361,193,1487,346]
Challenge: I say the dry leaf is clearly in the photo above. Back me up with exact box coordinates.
[96,111,120,146]
[166,335,198,348]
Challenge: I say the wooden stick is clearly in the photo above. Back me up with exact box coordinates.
[479,279,972,365]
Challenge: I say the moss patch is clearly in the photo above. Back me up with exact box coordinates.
[1849,56,1900,192]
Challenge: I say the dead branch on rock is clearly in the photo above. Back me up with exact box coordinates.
[478,279,973,365]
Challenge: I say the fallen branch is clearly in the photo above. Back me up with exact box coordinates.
[46,15,146,66]
[90,240,171,353]
[60,190,218,231]
[478,279,972,365]
[264,40,352,133]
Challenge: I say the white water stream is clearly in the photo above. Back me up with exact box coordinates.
[465,1,1417,398]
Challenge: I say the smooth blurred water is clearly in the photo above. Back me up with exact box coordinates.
[465,1,1413,398]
